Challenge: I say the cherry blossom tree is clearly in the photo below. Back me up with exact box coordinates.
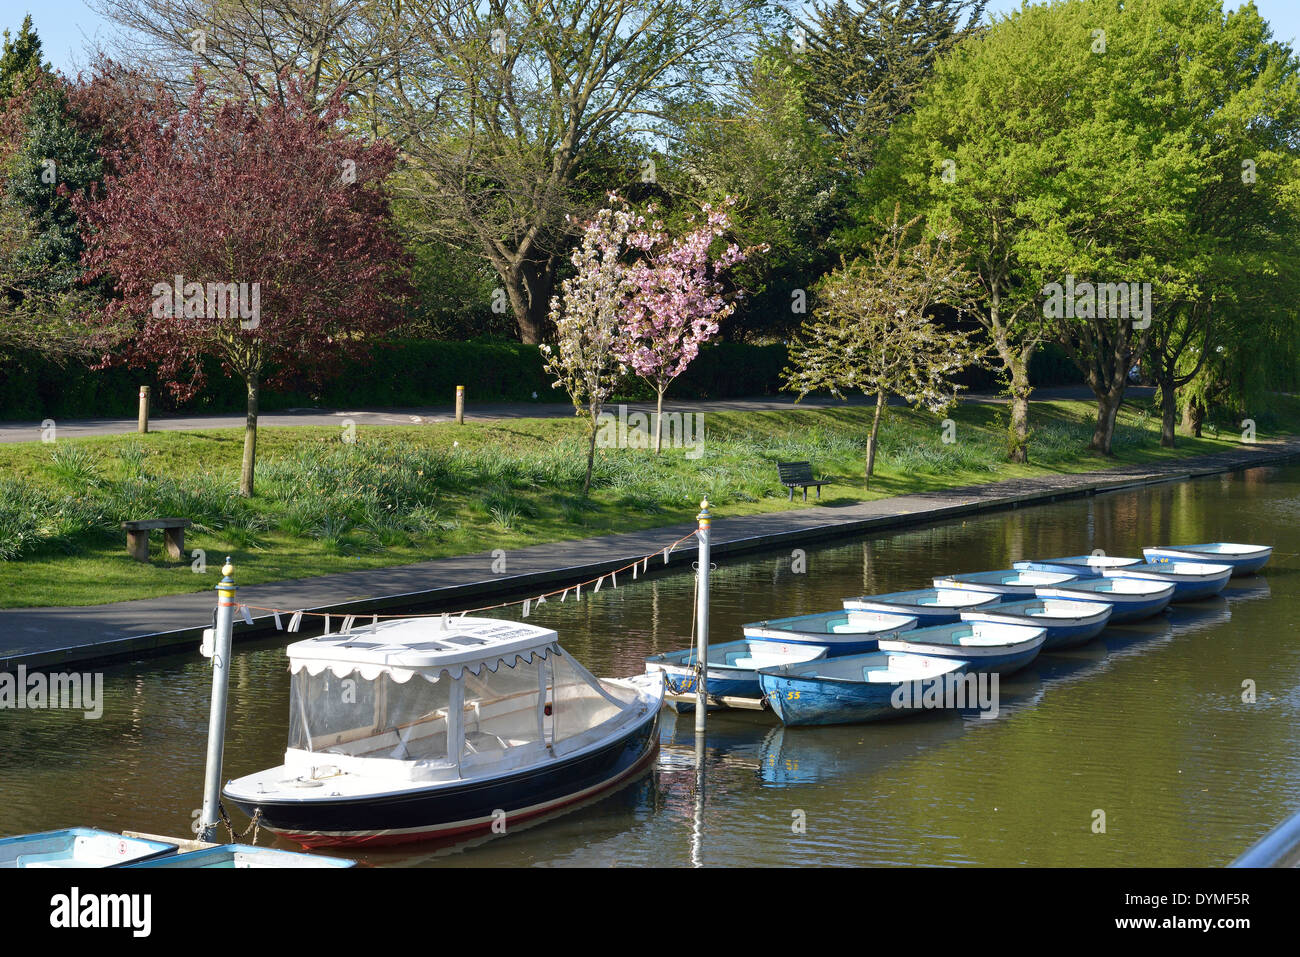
[541,200,640,494]
[615,197,755,453]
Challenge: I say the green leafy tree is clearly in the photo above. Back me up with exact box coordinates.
[664,46,843,339]
[784,207,981,485]
[885,0,1300,456]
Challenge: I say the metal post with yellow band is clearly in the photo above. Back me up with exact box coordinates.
[199,559,237,843]
[694,499,711,734]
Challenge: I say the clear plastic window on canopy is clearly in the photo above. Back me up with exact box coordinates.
[288,668,453,762]
[286,646,638,769]
[461,653,547,758]
[549,650,637,748]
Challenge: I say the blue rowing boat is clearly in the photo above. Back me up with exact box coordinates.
[645,638,829,710]
[932,568,1078,598]
[1142,543,1271,577]
[842,588,1001,625]
[959,597,1112,649]
[126,844,355,868]
[1035,578,1174,622]
[759,651,969,726]
[742,609,917,655]
[0,828,177,868]
[1101,561,1233,602]
[876,621,1046,675]
[1013,555,1142,578]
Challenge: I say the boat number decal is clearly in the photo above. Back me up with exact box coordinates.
[786,691,801,700]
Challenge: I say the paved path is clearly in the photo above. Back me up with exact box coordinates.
[0,386,1149,443]
[2,433,1294,672]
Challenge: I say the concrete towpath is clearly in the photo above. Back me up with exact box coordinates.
[2,434,1296,672]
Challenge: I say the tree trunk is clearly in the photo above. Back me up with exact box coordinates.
[1008,386,1030,463]
[500,256,556,345]
[240,370,259,497]
[583,421,597,495]
[1004,346,1033,464]
[1159,378,1177,448]
[865,390,885,486]
[654,387,665,454]
[1090,388,1123,455]
[1182,398,1204,437]
[989,302,1034,463]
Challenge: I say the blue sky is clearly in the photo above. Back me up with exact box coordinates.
[7,0,1300,76]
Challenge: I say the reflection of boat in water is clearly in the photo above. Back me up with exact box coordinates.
[1221,576,1272,603]
[657,708,771,773]
[756,714,966,787]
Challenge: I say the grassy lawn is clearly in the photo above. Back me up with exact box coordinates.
[1,395,1296,608]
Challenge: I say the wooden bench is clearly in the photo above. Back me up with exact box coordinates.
[777,461,831,501]
[122,518,193,562]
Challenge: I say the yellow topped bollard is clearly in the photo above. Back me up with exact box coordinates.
[694,499,711,734]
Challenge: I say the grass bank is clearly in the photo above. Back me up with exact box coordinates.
[1,396,1296,608]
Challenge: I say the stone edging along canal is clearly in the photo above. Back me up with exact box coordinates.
[4,437,1299,673]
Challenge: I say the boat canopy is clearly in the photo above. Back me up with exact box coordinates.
[283,617,640,772]
[286,617,559,683]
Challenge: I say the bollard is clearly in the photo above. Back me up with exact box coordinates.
[199,559,237,843]
[138,386,150,434]
[695,498,711,735]
[455,385,465,425]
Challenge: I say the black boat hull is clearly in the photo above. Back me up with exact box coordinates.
[224,708,661,848]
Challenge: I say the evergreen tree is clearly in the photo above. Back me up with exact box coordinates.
[794,0,987,174]
[6,79,104,294]
[0,15,47,100]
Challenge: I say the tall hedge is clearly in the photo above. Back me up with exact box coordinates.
[0,338,1083,420]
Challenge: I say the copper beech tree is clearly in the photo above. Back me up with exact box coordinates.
[78,76,407,495]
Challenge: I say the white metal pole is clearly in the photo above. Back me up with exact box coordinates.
[695,499,711,735]
[199,558,237,843]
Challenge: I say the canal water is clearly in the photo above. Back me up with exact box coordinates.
[2,463,1298,866]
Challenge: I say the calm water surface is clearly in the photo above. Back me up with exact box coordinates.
[2,464,1299,866]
